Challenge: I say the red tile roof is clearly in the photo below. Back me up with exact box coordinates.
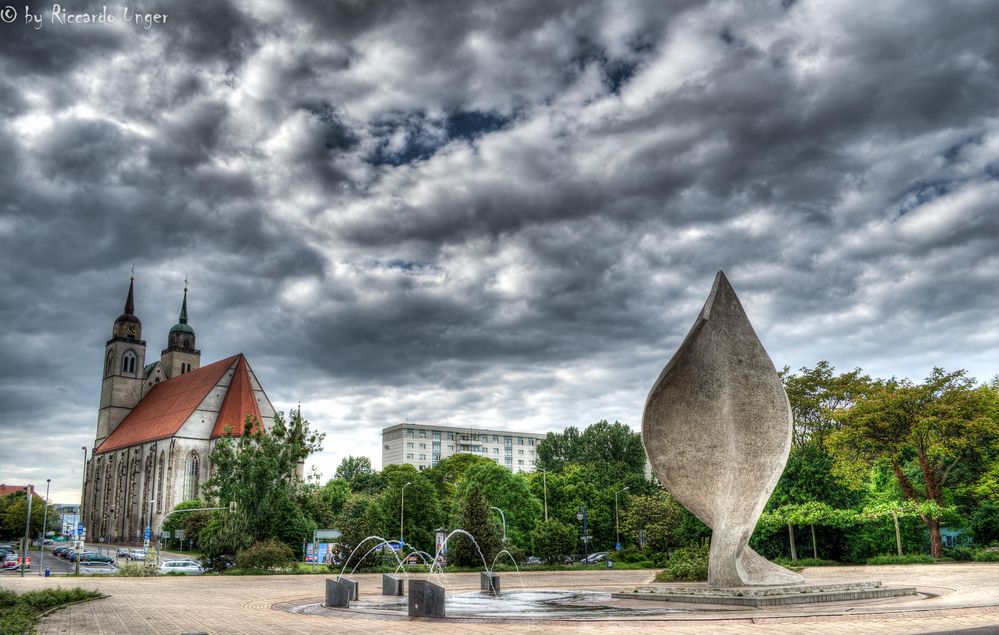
[212,356,262,438]
[96,355,240,454]
[0,484,33,498]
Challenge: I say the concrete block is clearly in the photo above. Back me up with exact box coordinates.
[382,574,404,596]
[336,576,359,600]
[324,578,350,608]
[480,571,500,593]
[408,579,445,617]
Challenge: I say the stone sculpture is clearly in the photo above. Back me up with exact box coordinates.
[643,271,804,587]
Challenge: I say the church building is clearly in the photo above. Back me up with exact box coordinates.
[81,276,276,545]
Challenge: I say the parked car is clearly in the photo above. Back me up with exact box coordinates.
[159,560,204,575]
[525,556,543,565]
[581,552,609,564]
[61,549,77,560]
[126,550,146,561]
[79,562,117,575]
[53,546,68,557]
[80,553,115,565]
[116,547,132,558]
[2,553,30,570]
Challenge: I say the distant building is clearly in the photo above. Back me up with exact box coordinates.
[52,504,80,537]
[382,423,547,473]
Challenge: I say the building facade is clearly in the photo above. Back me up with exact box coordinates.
[81,276,277,545]
[382,423,547,473]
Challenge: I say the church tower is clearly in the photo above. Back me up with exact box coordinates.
[95,275,147,448]
[160,282,201,378]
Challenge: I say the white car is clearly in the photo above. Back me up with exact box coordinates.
[127,550,146,561]
[159,560,204,575]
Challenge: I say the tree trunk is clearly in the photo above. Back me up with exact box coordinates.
[927,517,942,558]
[788,523,798,561]
[891,510,903,557]
[810,524,818,560]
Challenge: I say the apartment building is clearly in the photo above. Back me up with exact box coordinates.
[382,423,547,473]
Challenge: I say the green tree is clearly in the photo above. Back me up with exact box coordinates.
[620,491,688,553]
[0,490,59,542]
[530,519,575,563]
[334,493,382,570]
[536,426,581,472]
[450,486,502,567]
[455,462,541,550]
[578,420,646,474]
[372,464,442,554]
[424,453,495,511]
[201,409,324,555]
[828,369,999,557]
[780,361,871,447]
[335,456,379,492]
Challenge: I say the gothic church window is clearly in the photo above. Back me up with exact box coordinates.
[105,352,113,376]
[184,451,200,501]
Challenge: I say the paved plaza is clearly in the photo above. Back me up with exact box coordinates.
[2,563,996,634]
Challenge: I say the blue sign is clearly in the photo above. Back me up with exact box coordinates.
[615,542,622,552]
[144,527,151,540]
[77,523,84,536]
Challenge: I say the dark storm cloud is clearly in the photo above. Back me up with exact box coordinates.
[0,0,997,499]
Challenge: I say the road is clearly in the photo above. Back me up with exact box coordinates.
[0,543,196,577]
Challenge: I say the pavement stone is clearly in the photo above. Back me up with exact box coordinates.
[0,563,993,634]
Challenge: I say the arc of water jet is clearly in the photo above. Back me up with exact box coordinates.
[490,549,526,590]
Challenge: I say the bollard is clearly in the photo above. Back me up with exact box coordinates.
[382,574,404,596]
[480,571,500,594]
[324,578,352,608]
[336,576,359,601]
[408,579,445,617]
[44,568,50,577]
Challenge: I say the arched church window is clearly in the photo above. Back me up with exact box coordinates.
[184,451,200,501]
[122,350,137,375]
[105,351,113,376]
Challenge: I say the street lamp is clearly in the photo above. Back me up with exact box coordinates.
[615,487,630,551]
[76,446,87,576]
[576,504,588,564]
[20,484,33,578]
[538,469,548,522]
[39,479,51,576]
[400,482,411,547]
[490,507,507,544]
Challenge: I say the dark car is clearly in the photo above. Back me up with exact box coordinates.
[80,553,115,565]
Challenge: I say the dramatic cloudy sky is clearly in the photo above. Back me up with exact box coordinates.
[1,0,996,503]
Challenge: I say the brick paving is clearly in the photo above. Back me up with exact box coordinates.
[0,563,994,634]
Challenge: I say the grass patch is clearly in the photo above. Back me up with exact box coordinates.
[0,588,103,635]
[865,554,940,565]
[772,557,841,571]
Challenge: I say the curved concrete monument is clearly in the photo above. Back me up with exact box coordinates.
[643,271,804,587]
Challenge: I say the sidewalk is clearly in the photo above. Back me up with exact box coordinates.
[1,563,994,634]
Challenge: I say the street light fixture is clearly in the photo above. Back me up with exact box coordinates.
[615,487,630,551]
[538,469,548,522]
[400,482,412,547]
[39,479,51,576]
[576,504,588,564]
[20,484,33,578]
[77,446,87,576]
[490,507,507,544]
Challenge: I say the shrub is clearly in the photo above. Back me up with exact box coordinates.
[235,539,296,572]
[943,545,976,562]
[655,542,709,582]
[116,561,159,577]
[0,588,102,635]
[773,557,840,569]
[866,554,937,565]
[973,549,999,562]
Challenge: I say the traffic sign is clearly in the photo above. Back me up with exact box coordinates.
[615,543,622,551]
[76,522,84,536]
[144,527,151,540]
[314,529,342,540]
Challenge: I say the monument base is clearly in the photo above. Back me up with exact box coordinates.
[409,580,445,617]
[382,574,404,596]
[480,571,500,593]
[612,581,916,607]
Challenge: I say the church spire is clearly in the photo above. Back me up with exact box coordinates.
[178,278,189,324]
[123,272,136,316]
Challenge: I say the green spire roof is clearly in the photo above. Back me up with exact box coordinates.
[169,285,195,335]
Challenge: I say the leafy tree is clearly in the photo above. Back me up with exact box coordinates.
[371,464,442,553]
[449,486,501,567]
[334,493,382,570]
[424,453,495,509]
[828,369,999,557]
[335,456,376,490]
[578,420,646,474]
[299,478,352,530]
[201,410,324,554]
[0,490,59,542]
[235,539,296,571]
[620,491,688,553]
[530,519,575,563]
[780,361,871,447]
[536,426,582,472]
[455,462,541,550]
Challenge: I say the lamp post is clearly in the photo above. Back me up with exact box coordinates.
[614,487,630,551]
[76,446,87,576]
[20,484,33,577]
[400,481,411,547]
[576,504,588,564]
[539,469,548,522]
[39,479,51,576]
[490,506,507,544]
